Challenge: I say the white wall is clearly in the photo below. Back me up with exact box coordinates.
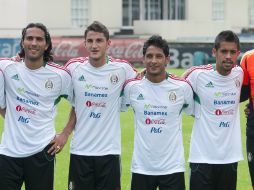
[89,0,122,34]
[225,0,248,31]
[26,0,71,27]
[0,0,251,38]
[187,0,211,21]
[134,20,232,41]
[0,0,27,37]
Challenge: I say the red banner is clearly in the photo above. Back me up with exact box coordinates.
[52,37,145,63]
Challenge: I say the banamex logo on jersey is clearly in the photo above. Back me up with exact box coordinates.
[16,96,39,106]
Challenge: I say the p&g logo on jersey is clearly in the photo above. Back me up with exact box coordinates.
[219,121,230,128]
[18,116,30,124]
[89,112,101,118]
[150,127,162,133]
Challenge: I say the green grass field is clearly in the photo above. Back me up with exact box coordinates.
[0,68,252,190]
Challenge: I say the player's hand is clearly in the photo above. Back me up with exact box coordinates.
[137,68,146,79]
[244,103,251,118]
[11,54,22,62]
[47,132,69,155]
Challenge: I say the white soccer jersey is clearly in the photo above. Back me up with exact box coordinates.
[65,56,137,156]
[0,59,73,157]
[186,64,244,164]
[0,68,5,108]
[122,75,194,175]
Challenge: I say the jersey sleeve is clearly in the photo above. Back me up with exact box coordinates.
[185,68,201,118]
[240,53,250,102]
[185,68,198,93]
[124,63,138,80]
[183,82,194,115]
[120,81,133,112]
[64,61,80,106]
[60,69,73,103]
[0,69,5,109]
[240,53,250,86]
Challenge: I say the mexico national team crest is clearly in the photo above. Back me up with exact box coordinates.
[234,78,241,88]
[109,73,119,85]
[45,79,54,90]
[169,91,177,103]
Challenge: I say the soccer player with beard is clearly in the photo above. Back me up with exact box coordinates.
[184,30,243,190]
[0,23,73,190]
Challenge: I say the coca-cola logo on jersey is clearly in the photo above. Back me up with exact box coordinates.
[145,118,166,125]
[86,101,106,108]
[215,109,234,116]
[16,105,36,115]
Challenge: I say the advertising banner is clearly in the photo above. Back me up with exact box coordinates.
[1,37,254,68]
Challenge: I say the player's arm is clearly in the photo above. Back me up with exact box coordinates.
[48,107,76,155]
[183,82,194,116]
[0,108,5,118]
[120,80,132,112]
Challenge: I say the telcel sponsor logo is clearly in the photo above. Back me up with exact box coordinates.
[145,118,165,125]
[219,121,230,128]
[17,88,39,97]
[89,112,101,118]
[150,127,162,133]
[18,116,30,124]
[16,105,36,115]
[86,101,106,108]
[144,104,167,109]
[214,92,236,97]
[215,109,234,116]
[85,84,108,90]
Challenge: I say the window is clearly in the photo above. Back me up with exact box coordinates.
[212,0,224,20]
[71,0,89,27]
[144,0,162,20]
[122,0,140,26]
[250,0,254,26]
[122,0,185,27]
[168,0,185,20]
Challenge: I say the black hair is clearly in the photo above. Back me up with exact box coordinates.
[143,35,169,57]
[18,23,53,62]
[214,30,240,50]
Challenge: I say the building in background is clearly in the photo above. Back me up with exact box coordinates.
[0,0,254,67]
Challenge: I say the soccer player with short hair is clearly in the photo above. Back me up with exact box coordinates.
[184,30,243,190]
[121,35,194,190]
[0,23,73,190]
[55,21,137,190]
